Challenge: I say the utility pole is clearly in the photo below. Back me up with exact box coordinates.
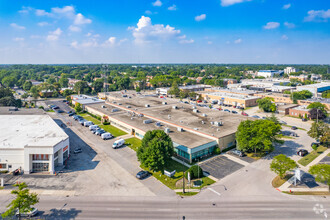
[182,171,185,194]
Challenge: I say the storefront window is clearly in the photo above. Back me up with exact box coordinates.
[0,163,7,169]
[32,163,49,172]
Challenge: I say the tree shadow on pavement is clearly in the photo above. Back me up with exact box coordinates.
[40,208,82,219]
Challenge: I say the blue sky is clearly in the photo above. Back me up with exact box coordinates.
[0,0,329,64]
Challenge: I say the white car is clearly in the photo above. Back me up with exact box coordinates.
[16,208,38,217]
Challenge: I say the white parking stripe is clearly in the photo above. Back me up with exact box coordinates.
[208,188,221,196]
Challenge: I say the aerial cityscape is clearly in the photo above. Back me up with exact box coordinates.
[0,0,330,219]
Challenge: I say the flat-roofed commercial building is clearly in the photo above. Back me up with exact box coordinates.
[0,115,69,174]
[296,82,330,97]
[85,92,252,163]
[298,98,330,111]
[156,85,212,96]
[254,92,293,104]
[200,92,260,108]
[71,94,105,108]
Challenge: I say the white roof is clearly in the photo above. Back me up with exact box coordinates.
[0,115,68,149]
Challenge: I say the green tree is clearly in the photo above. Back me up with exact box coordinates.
[92,79,104,93]
[309,164,330,192]
[75,102,82,113]
[137,130,174,172]
[1,182,39,220]
[322,91,330,98]
[63,89,74,97]
[307,121,329,142]
[30,86,39,101]
[307,102,328,115]
[168,81,180,97]
[59,77,69,88]
[2,76,16,88]
[291,90,313,103]
[23,81,32,91]
[74,81,89,95]
[256,97,276,112]
[266,114,280,125]
[236,119,282,154]
[136,86,141,92]
[270,154,297,179]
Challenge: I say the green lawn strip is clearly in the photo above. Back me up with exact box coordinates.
[282,124,306,131]
[99,124,127,137]
[190,177,216,189]
[143,159,188,190]
[176,192,198,196]
[77,113,102,125]
[328,153,330,157]
[246,151,268,160]
[298,146,328,167]
[272,174,293,188]
[282,191,330,196]
[125,137,141,152]
[276,134,295,139]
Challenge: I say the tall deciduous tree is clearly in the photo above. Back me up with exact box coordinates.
[23,81,32,91]
[256,97,276,112]
[74,81,89,95]
[270,154,297,179]
[1,182,39,220]
[236,119,282,154]
[168,81,180,97]
[309,164,330,192]
[307,102,328,116]
[308,121,329,143]
[75,103,82,113]
[137,130,174,172]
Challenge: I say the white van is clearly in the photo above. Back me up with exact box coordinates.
[112,139,125,149]
[89,125,99,131]
[101,132,113,140]
[84,121,94,127]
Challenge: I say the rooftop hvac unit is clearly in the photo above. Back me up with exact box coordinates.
[194,128,199,130]
[193,109,199,113]
[126,105,131,108]
[138,114,144,117]
[202,121,205,124]
[118,103,122,105]
[202,113,207,117]
[156,122,161,127]
[164,128,170,134]
[211,121,214,125]
[162,102,167,105]
[177,127,183,132]
[143,119,153,124]
[172,105,177,109]
[145,104,150,107]
[192,106,197,109]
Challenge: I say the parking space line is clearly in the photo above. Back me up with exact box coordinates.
[208,188,221,196]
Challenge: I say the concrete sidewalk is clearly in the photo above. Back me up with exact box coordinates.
[300,148,330,172]
[223,154,250,166]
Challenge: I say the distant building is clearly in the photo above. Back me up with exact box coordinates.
[257,70,283,78]
[68,78,81,87]
[284,67,296,74]
[289,105,311,119]
[39,90,54,97]
[254,92,293,104]
[30,80,43,86]
[277,104,299,115]
[201,92,260,108]
[71,94,104,108]
[289,74,308,82]
[156,85,211,96]
[296,82,330,97]
[298,98,330,111]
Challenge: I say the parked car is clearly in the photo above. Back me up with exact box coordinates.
[89,125,99,131]
[231,111,238,114]
[57,110,64,113]
[197,100,202,103]
[101,132,113,140]
[302,118,307,122]
[79,119,87,125]
[291,126,298,130]
[224,109,230,112]
[84,121,94,127]
[290,132,298,137]
[74,148,82,154]
[262,117,267,120]
[73,115,83,121]
[15,208,38,217]
[252,115,260,118]
[113,138,125,149]
[95,129,106,136]
[231,149,245,157]
[297,149,308,157]
[52,106,59,110]
[279,120,287,125]
[136,170,150,179]
[69,112,76,117]
[241,112,248,116]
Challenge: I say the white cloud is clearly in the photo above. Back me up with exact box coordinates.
[47,28,62,41]
[152,0,162,7]
[130,16,182,44]
[195,14,206,22]
[284,22,295,28]
[168,5,177,11]
[179,39,194,44]
[10,23,26,30]
[38,22,49,27]
[69,25,81,32]
[304,9,330,22]
[145,10,153,15]
[19,6,32,14]
[263,22,280,29]
[106,37,116,45]
[74,13,92,25]
[281,35,288,40]
[207,41,213,45]
[86,32,92,37]
[70,41,79,49]
[13,37,24,42]
[234,38,242,44]
[35,9,51,16]
[283,4,291,10]
[221,0,251,7]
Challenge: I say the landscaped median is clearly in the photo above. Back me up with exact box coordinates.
[298,146,328,167]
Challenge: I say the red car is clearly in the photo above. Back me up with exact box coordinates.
[197,100,202,103]
[241,112,248,116]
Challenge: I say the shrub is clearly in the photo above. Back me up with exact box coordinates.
[312,144,318,151]
[185,165,204,180]
[38,106,44,109]
[103,122,110,125]
[214,147,221,155]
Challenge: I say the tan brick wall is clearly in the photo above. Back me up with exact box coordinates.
[289,108,311,118]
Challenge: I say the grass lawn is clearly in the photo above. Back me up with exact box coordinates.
[195,176,216,189]
[283,191,330,196]
[282,124,306,131]
[246,151,268,160]
[125,137,142,151]
[145,159,189,190]
[78,113,102,125]
[327,153,330,157]
[99,124,127,137]
[272,174,293,188]
[176,192,198,196]
[298,146,328,167]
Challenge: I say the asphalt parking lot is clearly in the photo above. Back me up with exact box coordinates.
[226,151,255,163]
[199,155,244,179]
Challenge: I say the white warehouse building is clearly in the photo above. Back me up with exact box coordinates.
[0,115,69,174]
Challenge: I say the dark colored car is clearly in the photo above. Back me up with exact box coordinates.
[297,149,308,157]
[136,170,150,179]
[231,111,238,114]
[311,142,320,147]
[79,119,87,125]
[57,110,64,113]
[302,118,307,122]
[252,115,260,118]
[291,126,298,130]
[69,112,76,117]
[224,109,230,112]
[52,106,59,110]
[74,148,82,154]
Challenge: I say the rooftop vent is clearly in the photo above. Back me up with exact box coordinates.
[172,105,177,109]
[202,113,207,117]
[145,104,150,108]
[162,102,167,105]
[165,127,170,134]
[177,127,183,132]
[193,109,199,113]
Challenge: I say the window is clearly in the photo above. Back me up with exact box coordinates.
[32,154,49,161]
[0,163,7,169]
[32,163,49,172]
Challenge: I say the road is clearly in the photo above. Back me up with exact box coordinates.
[0,194,329,219]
